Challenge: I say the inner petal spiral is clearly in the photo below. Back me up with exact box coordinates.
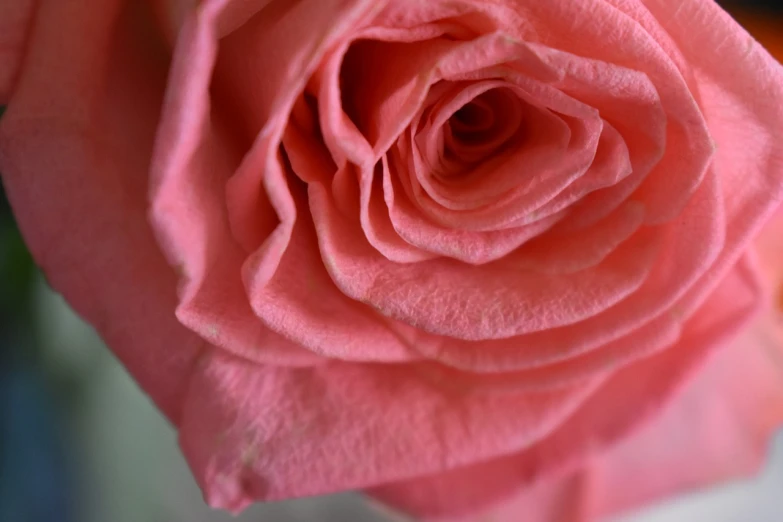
[442,87,524,171]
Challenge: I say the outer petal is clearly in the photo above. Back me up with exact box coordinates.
[371,257,783,521]
[150,0,199,45]
[0,0,201,422]
[630,0,783,233]
[177,358,603,514]
[0,0,37,105]
[449,308,783,522]
[755,207,783,311]
[0,0,36,103]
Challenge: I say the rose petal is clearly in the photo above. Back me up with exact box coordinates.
[396,39,606,232]
[313,177,661,340]
[0,0,35,103]
[514,200,646,275]
[406,170,723,372]
[410,82,590,216]
[331,36,459,159]
[456,311,783,522]
[242,190,424,363]
[408,0,783,369]
[384,162,565,265]
[635,0,783,247]
[218,0,382,252]
[520,1,715,227]
[150,0,387,365]
[526,46,665,231]
[149,0,321,366]
[301,39,441,263]
[755,207,783,306]
[376,0,714,224]
[370,256,779,521]
[313,170,729,344]
[263,111,431,362]
[362,158,440,263]
[179,357,603,514]
[150,0,199,45]
[0,0,201,421]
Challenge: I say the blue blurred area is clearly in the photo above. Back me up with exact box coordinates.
[0,362,73,522]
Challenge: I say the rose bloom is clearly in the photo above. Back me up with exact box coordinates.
[2,0,783,520]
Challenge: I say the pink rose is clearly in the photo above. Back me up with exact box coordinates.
[2,0,783,520]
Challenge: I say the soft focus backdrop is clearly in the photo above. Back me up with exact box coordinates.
[2,2,783,521]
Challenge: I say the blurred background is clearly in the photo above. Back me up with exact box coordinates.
[1,2,783,521]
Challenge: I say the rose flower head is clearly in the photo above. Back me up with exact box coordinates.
[2,0,783,520]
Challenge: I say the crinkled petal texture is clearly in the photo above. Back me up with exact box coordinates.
[2,0,783,521]
[371,258,783,521]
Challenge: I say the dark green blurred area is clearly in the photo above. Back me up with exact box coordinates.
[0,166,37,337]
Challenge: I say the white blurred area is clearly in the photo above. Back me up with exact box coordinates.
[35,277,783,522]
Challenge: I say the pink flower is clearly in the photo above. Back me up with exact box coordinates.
[2,0,783,520]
